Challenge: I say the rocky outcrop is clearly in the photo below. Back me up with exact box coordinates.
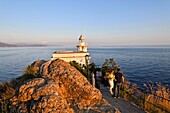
[9,59,119,113]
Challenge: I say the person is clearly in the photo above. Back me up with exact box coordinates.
[107,70,115,95]
[95,70,102,89]
[104,71,109,87]
[113,68,124,98]
[91,72,95,87]
[96,70,102,82]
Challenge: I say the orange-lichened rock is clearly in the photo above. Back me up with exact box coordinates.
[9,59,118,113]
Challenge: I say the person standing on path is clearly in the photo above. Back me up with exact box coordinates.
[113,68,124,98]
[91,72,95,87]
[95,70,102,89]
[108,70,115,95]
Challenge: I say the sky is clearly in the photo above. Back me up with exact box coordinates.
[0,0,170,46]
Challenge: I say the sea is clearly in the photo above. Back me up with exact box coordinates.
[0,46,170,87]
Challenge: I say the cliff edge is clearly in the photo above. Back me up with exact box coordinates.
[8,59,119,113]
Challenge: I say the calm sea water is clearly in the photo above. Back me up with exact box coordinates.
[0,46,170,87]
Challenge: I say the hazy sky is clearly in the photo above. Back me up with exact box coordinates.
[0,0,170,46]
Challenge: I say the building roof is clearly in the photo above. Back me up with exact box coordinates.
[53,51,87,54]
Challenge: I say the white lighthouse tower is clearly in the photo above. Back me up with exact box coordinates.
[51,35,90,65]
[76,35,88,52]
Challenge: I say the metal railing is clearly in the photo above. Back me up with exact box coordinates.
[122,88,170,113]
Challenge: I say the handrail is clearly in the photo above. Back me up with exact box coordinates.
[144,91,170,102]
[123,89,170,113]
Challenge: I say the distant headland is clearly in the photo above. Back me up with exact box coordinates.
[0,42,17,47]
[0,42,47,47]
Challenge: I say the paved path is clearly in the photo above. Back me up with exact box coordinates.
[99,84,146,113]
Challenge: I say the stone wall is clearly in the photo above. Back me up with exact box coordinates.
[51,52,89,65]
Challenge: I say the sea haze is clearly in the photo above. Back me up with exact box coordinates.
[0,46,170,87]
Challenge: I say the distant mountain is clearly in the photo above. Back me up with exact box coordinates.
[15,43,47,47]
[0,42,17,47]
[0,42,47,47]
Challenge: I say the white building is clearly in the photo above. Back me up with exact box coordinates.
[51,35,90,65]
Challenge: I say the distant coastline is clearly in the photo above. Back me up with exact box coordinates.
[0,42,47,47]
[0,42,17,47]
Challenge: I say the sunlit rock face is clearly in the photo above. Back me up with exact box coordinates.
[10,59,118,113]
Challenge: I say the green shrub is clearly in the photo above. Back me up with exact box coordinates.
[0,83,15,113]
[70,61,88,78]
[16,65,36,81]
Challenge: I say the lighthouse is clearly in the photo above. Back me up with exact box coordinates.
[76,35,88,52]
[51,35,90,65]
